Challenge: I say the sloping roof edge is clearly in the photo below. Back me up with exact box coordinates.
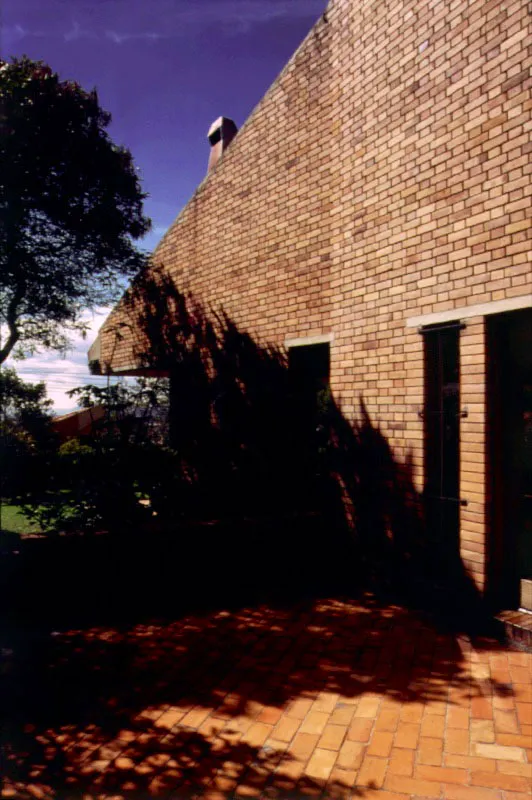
[155,3,331,253]
[88,1,332,370]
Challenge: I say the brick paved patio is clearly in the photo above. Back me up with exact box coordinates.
[1,597,531,799]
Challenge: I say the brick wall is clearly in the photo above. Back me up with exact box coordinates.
[97,0,532,593]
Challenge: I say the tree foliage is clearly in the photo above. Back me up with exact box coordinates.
[68,378,170,446]
[1,365,52,417]
[0,367,55,498]
[0,57,151,363]
[20,378,173,534]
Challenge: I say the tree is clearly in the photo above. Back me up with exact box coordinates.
[0,57,151,364]
[68,377,170,445]
[0,366,53,433]
[0,367,55,498]
[20,378,173,534]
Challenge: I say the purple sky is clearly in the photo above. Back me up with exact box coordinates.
[2,0,327,411]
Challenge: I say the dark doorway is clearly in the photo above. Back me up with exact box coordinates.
[288,342,331,434]
[487,308,532,611]
[288,342,331,505]
[423,323,462,570]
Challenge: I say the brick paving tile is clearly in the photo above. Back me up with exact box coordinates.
[508,653,530,667]
[197,716,227,740]
[327,764,358,788]
[444,754,497,772]
[471,719,496,743]
[242,721,273,747]
[394,721,421,749]
[470,771,531,792]
[285,697,313,719]
[153,708,186,729]
[495,760,532,777]
[420,712,446,738]
[298,710,329,736]
[355,696,382,718]
[233,784,261,797]
[311,692,339,714]
[471,696,495,720]
[509,666,530,684]
[493,693,515,711]
[335,738,365,770]
[274,754,304,781]
[367,730,394,758]
[304,747,337,781]
[424,698,448,715]
[329,704,356,726]
[493,709,520,733]
[317,723,347,751]
[180,706,212,729]
[445,726,471,755]
[415,764,469,784]
[4,597,531,799]
[272,715,300,742]
[388,747,415,776]
[223,715,253,738]
[448,706,471,729]
[347,717,374,742]
[473,742,526,761]
[516,701,532,725]
[356,754,388,788]
[375,707,400,732]
[399,702,425,724]
[384,773,442,796]
[256,706,283,725]
[441,785,503,800]
[417,736,443,766]
[494,732,532,748]
[513,684,532,702]
[503,793,532,800]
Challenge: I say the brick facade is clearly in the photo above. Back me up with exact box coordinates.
[93,0,532,598]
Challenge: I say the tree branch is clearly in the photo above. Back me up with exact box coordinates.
[0,295,22,365]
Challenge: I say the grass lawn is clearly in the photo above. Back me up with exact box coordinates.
[0,503,43,536]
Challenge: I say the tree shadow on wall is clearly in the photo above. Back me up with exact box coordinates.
[1,268,491,631]
[115,267,486,627]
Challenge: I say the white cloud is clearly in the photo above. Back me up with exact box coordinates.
[103,1,326,41]
[4,308,115,414]
[64,20,96,42]
[4,0,326,49]
[105,30,168,45]
[199,0,325,26]
[3,23,46,42]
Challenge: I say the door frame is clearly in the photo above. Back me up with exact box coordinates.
[486,308,532,610]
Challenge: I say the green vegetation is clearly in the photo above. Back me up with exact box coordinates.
[0,367,56,499]
[15,380,170,536]
[0,503,42,536]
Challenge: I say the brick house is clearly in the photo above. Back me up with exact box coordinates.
[89,0,531,614]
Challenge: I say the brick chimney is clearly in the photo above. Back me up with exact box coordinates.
[207,116,238,172]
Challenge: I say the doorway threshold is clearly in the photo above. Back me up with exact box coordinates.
[495,609,532,651]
